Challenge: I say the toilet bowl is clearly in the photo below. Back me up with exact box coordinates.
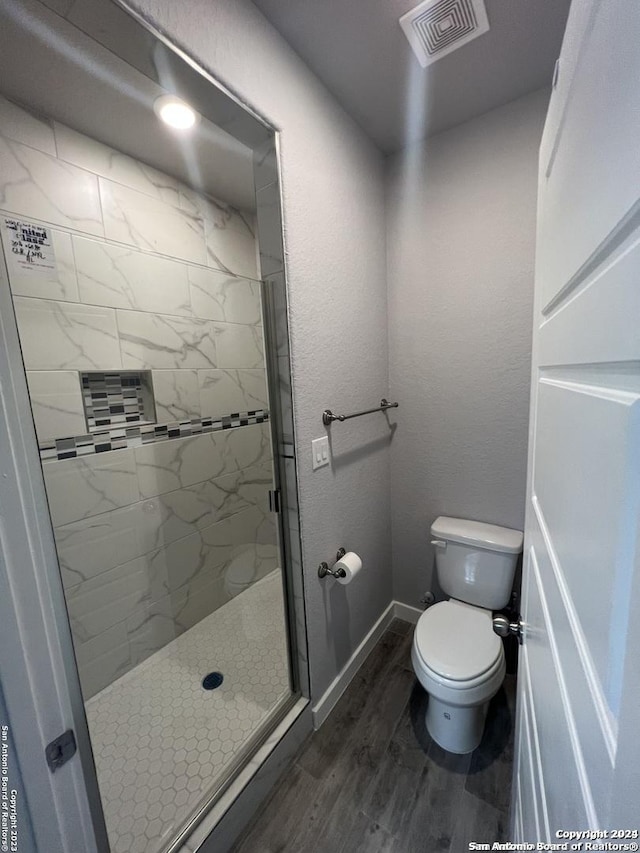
[412,516,522,754]
[412,599,505,753]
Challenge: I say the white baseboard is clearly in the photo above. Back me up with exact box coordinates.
[393,600,423,624]
[311,599,424,729]
[311,601,395,728]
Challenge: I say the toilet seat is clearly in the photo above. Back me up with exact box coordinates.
[414,644,504,692]
[413,599,502,685]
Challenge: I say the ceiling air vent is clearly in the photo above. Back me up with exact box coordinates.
[399,0,490,67]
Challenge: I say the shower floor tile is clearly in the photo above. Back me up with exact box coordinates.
[85,570,291,853]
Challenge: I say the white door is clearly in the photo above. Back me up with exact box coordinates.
[513,0,640,840]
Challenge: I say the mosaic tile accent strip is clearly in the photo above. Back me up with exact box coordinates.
[81,370,152,430]
[39,410,269,461]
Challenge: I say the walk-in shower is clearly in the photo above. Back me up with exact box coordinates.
[0,1,305,850]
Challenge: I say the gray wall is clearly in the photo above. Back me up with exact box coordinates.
[128,0,393,701]
[387,89,548,607]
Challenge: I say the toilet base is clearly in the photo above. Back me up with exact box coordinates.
[426,695,489,754]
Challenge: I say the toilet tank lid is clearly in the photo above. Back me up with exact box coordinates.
[431,516,523,554]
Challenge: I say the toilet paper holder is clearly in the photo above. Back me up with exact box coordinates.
[318,547,347,579]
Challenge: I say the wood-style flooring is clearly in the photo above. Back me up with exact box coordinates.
[232,619,516,853]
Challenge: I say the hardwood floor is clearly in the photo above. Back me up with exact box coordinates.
[232,619,515,853]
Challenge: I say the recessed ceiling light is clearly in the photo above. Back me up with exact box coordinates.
[153,95,199,130]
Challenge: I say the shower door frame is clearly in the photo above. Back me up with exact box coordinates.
[0,245,107,852]
[0,3,309,851]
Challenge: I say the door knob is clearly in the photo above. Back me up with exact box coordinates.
[493,613,524,644]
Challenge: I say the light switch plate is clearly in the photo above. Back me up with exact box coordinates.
[311,436,330,470]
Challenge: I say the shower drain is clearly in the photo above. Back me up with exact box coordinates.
[202,672,224,690]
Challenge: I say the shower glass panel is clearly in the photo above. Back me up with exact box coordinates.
[0,1,300,851]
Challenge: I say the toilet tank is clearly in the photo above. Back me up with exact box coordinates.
[430,516,523,610]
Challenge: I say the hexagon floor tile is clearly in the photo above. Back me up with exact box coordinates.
[85,570,291,853]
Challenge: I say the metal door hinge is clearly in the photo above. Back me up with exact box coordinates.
[45,729,76,773]
[268,489,281,513]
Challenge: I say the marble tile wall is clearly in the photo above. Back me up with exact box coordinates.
[0,94,279,698]
[46,422,278,698]
[0,93,265,445]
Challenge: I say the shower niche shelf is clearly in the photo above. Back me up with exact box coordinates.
[80,370,157,432]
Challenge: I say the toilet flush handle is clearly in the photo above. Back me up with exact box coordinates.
[430,539,447,549]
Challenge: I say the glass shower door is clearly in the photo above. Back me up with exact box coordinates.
[0,2,298,848]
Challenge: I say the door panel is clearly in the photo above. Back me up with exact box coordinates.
[528,506,614,812]
[514,776,524,843]
[538,2,640,312]
[538,236,640,367]
[522,555,592,830]
[521,654,549,840]
[533,376,638,705]
[515,0,640,836]
[537,0,597,178]
[517,686,541,841]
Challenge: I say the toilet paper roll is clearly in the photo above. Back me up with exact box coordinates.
[334,551,362,585]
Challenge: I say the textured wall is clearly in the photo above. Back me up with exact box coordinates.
[127,0,393,701]
[387,90,548,607]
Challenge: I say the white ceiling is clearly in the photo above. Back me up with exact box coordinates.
[251,0,572,153]
[0,0,257,211]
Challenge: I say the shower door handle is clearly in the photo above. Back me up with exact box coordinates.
[268,489,281,513]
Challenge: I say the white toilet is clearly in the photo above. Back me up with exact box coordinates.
[412,516,523,754]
